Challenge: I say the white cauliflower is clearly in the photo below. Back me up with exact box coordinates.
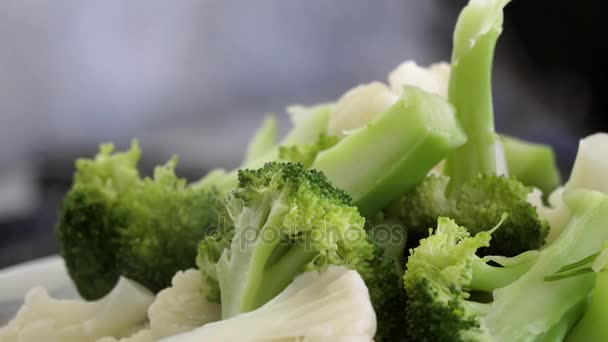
[388,60,450,98]
[159,266,376,342]
[328,60,450,137]
[96,330,154,342]
[528,187,569,244]
[0,278,153,342]
[530,133,608,245]
[328,82,398,137]
[565,133,608,194]
[148,269,221,339]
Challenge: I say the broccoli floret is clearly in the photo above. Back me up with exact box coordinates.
[198,165,408,340]
[57,184,126,300]
[57,142,229,299]
[366,227,408,342]
[393,174,549,256]
[197,162,374,319]
[405,189,608,341]
[404,217,505,342]
[390,0,548,256]
[196,223,234,303]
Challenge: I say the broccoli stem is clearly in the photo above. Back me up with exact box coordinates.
[445,0,510,195]
[536,297,587,342]
[313,86,467,217]
[470,257,535,292]
[220,202,318,318]
[566,271,608,342]
[258,243,318,306]
[243,115,279,165]
[501,135,561,195]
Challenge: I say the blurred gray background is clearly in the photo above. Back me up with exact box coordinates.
[1,0,605,267]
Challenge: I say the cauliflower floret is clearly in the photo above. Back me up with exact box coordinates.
[328,82,398,137]
[530,133,608,245]
[159,266,376,342]
[388,60,450,98]
[565,133,608,194]
[528,187,569,244]
[96,329,154,342]
[328,60,450,137]
[148,269,221,339]
[0,278,153,342]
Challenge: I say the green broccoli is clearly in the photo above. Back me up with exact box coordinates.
[404,189,608,341]
[313,85,467,217]
[197,162,374,319]
[56,142,228,300]
[366,219,408,342]
[393,173,547,256]
[196,162,408,342]
[390,0,548,256]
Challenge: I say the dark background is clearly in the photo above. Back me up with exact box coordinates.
[1,0,605,268]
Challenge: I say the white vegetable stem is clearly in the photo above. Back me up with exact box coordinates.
[160,266,377,342]
[530,133,608,245]
[0,278,153,342]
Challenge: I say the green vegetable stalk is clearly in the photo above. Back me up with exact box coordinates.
[391,0,549,257]
[445,0,510,195]
[501,135,561,195]
[566,271,608,341]
[314,85,467,217]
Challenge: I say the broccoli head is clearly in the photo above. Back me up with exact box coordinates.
[366,229,408,342]
[393,174,548,256]
[404,188,608,341]
[404,217,495,342]
[57,142,228,300]
[197,162,374,319]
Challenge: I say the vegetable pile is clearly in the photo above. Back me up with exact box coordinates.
[2,0,608,341]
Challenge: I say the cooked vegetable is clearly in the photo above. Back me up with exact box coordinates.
[203,103,335,193]
[0,278,153,342]
[242,115,279,165]
[197,162,373,319]
[56,142,228,299]
[197,162,407,340]
[566,268,608,342]
[160,266,376,342]
[148,270,221,339]
[390,0,548,256]
[404,189,608,341]
[501,135,561,195]
[314,85,467,217]
[3,0,607,340]
[529,132,608,244]
[366,223,408,342]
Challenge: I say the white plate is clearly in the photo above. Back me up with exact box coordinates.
[0,255,78,325]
